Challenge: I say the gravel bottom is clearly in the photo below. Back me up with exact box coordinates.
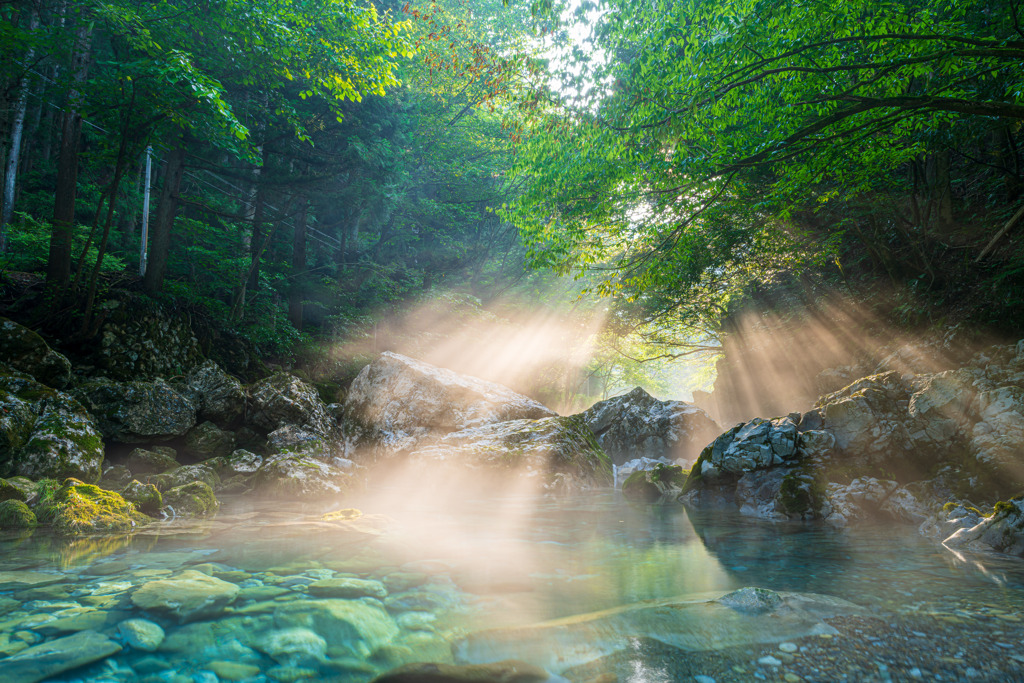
[564,609,1024,683]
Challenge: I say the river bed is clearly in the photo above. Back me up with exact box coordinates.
[1,491,1023,682]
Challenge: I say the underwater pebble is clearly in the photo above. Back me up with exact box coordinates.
[119,618,166,651]
[908,668,923,679]
[758,655,782,666]
[693,676,716,683]
[784,674,802,683]
[779,642,798,653]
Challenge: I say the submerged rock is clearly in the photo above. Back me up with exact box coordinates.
[455,588,862,674]
[272,598,399,658]
[258,627,327,666]
[2,629,122,683]
[118,617,165,651]
[35,478,149,534]
[0,376,105,482]
[131,569,239,623]
[344,352,555,459]
[0,317,72,388]
[73,378,196,442]
[372,660,553,683]
[580,387,720,466]
[407,415,612,492]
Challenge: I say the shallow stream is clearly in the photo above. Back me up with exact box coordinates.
[2,491,1024,682]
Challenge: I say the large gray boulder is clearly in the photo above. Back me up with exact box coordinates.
[693,416,799,480]
[0,317,72,388]
[406,415,612,492]
[0,375,104,482]
[943,497,1024,556]
[177,360,246,425]
[72,379,196,442]
[343,352,555,459]
[254,453,356,498]
[579,387,720,466]
[247,373,336,440]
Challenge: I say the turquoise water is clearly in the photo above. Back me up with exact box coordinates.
[2,491,1024,682]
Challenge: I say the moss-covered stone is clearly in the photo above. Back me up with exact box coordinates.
[0,317,72,388]
[779,466,827,518]
[622,464,689,503]
[253,455,352,498]
[126,448,179,476]
[162,481,219,517]
[184,421,236,457]
[0,376,105,483]
[0,499,36,527]
[121,480,163,515]
[35,478,150,534]
[0,477,27,503]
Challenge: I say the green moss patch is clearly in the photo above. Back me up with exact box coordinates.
[162,481,219,517]
[35,478,149,535]
[0,499,36,528]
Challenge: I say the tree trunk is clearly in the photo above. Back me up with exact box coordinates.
[46,21,94,296]
[1,10,40,252]
[289,201,308,330]
[143,140,186,295]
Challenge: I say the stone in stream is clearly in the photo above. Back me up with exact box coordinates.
[0,498,36,528]
[34,478,150,534]
[944,496,1024,556]
[185,420,237,457]
[272,598,399,658]
[258,627,328,666]
[125,447,179,475]
[579,386,720,466]
[343,351,556,459]
[120,479,162,515]
[161,480,220,516]
[247,372,338,440]
[176,359,247,425]
[371,659,554,683]
[131,569,239,623]
[454,588,864,674]
[1,629,122,683]
[307,577,388,599]
[118,617,165,651]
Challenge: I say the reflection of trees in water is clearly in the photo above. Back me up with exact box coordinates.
[0,529,146,570]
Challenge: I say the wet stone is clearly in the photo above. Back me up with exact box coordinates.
[118,617,165,651]
[307,577,388,599]
[130,570,240,623]
[2,629,123,683]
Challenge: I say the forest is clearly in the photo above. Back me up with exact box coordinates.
[0,0,1022,402]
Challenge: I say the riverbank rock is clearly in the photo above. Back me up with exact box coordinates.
[0,317,72,388]
[35,478,149,534]
[406,415,612,492]
[685,416,800,486]
[0,499,36,528]
[248,373,337,441]
[253,454,355,498]
[580,387,720,466]
[0,376,105,482]
[177,360,246,425]
[125,447,178,475]
[131,570,239,623]
[344,352,555,459]
[185,420,236,457]
[622,463,689,503]
[120,479,162,515]
[162,481,219,516]
[73,379,196,442]
[943,496,1024,556]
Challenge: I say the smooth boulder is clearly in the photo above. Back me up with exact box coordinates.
[343,352,555,459]
[131,570,239,623]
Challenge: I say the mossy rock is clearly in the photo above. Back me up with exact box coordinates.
[126,448,179,476]
[3,476,34,499]
[622,464,688,503]
[162,481,219,517]
[121,480,163,515]
[779,464,827,518]
[184,421,236,457]
[35,478,150,535]
[0,317,72,388]
[0,499,36,528]
[0,477,28,503]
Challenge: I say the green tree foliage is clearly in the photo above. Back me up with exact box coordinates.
[508,0,1024,339]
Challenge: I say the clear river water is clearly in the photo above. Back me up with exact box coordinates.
[2,490,1024,682]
